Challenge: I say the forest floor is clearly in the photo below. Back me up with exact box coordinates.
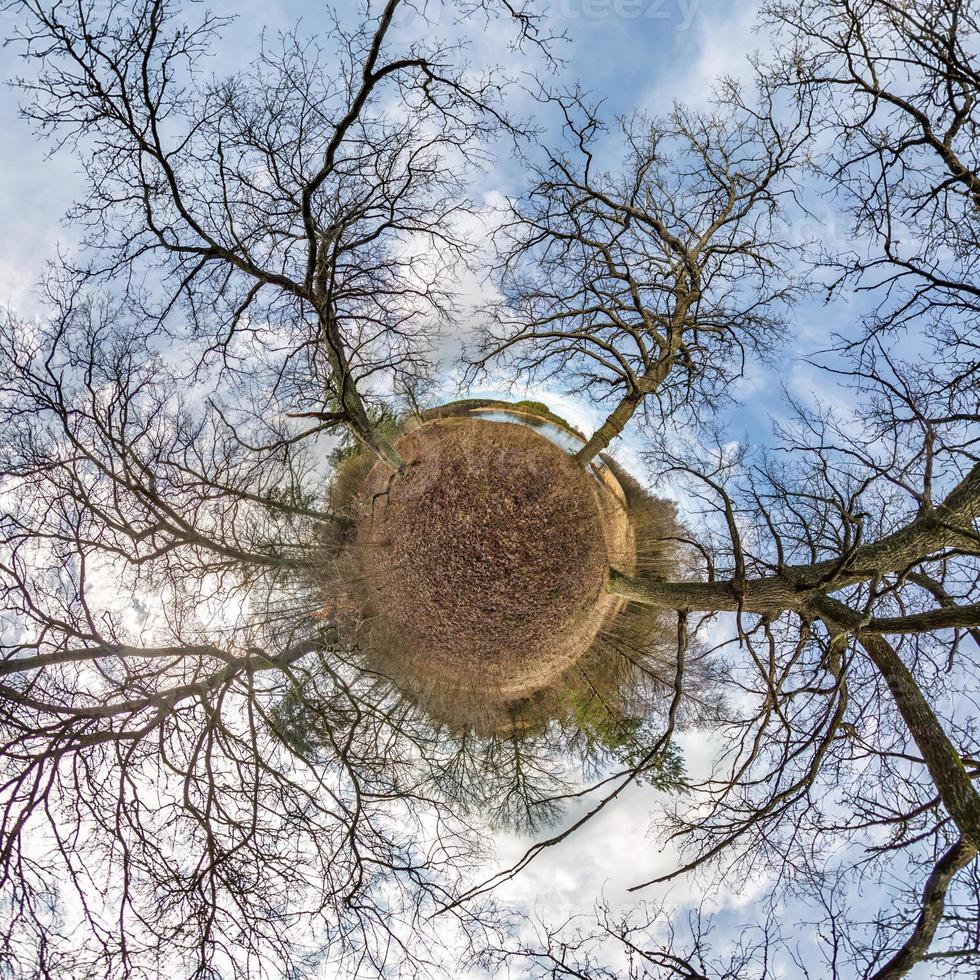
[353,418,631,696]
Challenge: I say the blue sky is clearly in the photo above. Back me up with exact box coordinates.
[0,0,763,306]
[0,1,900,975]
[0,0,854,452]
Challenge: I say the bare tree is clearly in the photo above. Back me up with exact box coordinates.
[453,348,980,978]
[9,0,539,471]
[762,0,980,393]
[0,0,560,972]
[0,294,516,977]
[482,900,782,980]
[0,287,701,976]
[3,0,978,977]
[471,83,811,466]
[449,3,980,974]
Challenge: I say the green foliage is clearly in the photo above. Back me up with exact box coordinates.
[512,400,550,414]
[566,690,688,791]
[627,741,687,791]
[328,403,402,466]
[266,647,358,760]
[511,399,571,429]
[270,683,366,761]
[267,681,327,758]
[566,689,635,750]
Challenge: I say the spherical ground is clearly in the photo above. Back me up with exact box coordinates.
[354,419,611,693]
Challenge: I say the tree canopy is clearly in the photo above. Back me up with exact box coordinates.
[0,0,978,977]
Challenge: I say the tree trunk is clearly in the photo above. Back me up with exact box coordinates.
[857,632,980,850]
[575,391,642,467]
[320,313,407,473]
[609,569,980,846]
[869,837,977,980]
[606,461,980,614]
[350,413,407,474]
[607,568,797,615]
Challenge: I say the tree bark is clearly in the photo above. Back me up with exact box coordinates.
[869,837,977,980]
[607,568,797,616]
[606,461,980,614]
[575,391,642,467]
[857,633,980,850]
[320,313,407,473]
[351,413,408,474]
[605,460,980,852]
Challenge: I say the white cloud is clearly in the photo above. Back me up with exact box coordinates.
[640,1,763,112]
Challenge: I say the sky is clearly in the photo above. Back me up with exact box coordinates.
[0,0,854,437]
[0,1,910,977]
[0,0,764,308]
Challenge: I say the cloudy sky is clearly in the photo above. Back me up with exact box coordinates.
[0,0,857,438]
[0,1,898,976]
